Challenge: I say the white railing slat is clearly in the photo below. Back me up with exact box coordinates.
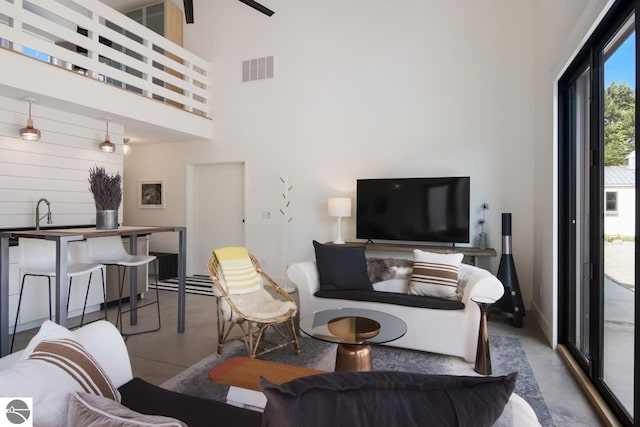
[1,0,210,117]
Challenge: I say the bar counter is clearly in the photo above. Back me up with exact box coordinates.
[0,225,187,357]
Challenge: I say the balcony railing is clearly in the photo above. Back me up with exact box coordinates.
[0,0,209,118]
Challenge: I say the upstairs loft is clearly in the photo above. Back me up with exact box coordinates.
[0,0,211,142]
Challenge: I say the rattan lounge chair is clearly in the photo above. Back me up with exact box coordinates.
[208,250,299,358]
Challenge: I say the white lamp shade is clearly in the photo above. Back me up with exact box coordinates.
[328,197,351,217]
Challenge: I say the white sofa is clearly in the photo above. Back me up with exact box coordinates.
[288,261,505,362]
[0,321,262,427]
[0,321,540,427]
[0,320,133,387]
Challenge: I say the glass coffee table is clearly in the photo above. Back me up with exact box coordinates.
[299,308,407,372]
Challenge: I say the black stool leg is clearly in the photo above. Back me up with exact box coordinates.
[10,275,28,353]
[118,260,162,337]
[154,259,161,330]
[100,268,108,322]
[66,277,73,314]
[80,272,92,327]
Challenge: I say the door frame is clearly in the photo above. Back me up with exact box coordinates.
[185,161,248,276]
[558,1,639,424]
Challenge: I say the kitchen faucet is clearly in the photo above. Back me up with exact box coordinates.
[35,198,52,230]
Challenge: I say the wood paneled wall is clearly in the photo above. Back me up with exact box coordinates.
[0,96,124,229]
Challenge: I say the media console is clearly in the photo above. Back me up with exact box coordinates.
[327,242,497,266]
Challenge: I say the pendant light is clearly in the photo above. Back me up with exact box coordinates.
[122,137,131,155]
[99,118,115,153]
[19,97,41,141]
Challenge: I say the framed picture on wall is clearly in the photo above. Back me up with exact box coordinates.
[139,180,164,208]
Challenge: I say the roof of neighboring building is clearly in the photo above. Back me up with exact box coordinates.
[605,166,635,186]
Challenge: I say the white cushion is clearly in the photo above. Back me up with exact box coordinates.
[0,323,120,427]
[408,250,463,301]
[372,279,408,293]
[226,287,297,321]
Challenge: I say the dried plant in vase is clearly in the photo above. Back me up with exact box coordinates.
[478,203,489,249]
[88,165,122,229]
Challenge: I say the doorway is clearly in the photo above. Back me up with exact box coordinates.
[189,162,246,276]
[558,2,637,424]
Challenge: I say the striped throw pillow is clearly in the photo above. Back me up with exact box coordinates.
[214,247,261,295]
[29,339,120,401]
[408,250,464,301]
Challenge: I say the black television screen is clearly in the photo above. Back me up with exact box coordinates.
[356,177,470,244]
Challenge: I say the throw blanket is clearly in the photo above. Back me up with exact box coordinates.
[213,247,261,295]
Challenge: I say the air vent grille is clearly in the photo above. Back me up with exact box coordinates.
[242,56,274,82]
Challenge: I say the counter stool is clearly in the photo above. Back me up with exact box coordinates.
[11,238,106,352]
[87,236,161,337]
[67,241,109,328]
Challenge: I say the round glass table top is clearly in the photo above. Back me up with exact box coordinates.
[299,308,407,345]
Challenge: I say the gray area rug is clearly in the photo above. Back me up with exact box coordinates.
[162,335,554,427]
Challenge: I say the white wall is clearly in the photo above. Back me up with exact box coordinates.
[604,186,635,237]
[532,0,612,344]
[0,95,124,228]
[125,0,539,303]
[0,95,124,330]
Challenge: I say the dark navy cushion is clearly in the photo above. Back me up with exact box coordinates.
[119,378,261,427]
[314,289,464,310]
[313,241,372,291]
[261,371,517,427]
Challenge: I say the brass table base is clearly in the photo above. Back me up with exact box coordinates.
[474,299,493,375]
[335,343,373,372]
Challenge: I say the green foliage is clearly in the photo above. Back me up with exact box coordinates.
[605,234,635,243]
[604,81,635,166]
[88,166,122,210]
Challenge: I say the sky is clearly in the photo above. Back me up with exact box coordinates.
[605,32,636,90]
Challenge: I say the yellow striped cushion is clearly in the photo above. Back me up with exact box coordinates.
[408,250,463,301]
[214,247,261,295]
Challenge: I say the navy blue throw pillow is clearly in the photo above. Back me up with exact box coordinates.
[312,241,372,291]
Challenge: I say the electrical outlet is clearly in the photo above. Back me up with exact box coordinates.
[262,211,271,219]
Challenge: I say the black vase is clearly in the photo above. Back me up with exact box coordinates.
[492,213,525,327]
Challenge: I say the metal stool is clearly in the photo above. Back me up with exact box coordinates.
[87,236,160,336]
[11,239,106,352]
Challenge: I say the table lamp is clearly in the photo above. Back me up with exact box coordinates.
[328,197,351,244]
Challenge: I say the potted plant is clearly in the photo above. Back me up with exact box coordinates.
[88,165,122,229]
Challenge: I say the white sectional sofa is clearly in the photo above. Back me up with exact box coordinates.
[288,261,504,362]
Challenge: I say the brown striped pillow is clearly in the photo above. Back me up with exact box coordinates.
[29,339,120,401]
[408,250,464,301]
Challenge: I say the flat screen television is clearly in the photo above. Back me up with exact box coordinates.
[356,177,470,244]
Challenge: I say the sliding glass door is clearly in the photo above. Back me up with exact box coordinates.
[559,1,638,425]
[602,16,636,416]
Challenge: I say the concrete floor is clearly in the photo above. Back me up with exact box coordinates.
[11,290,605,426]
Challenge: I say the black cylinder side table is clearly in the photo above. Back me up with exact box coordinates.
[472,296,496,375]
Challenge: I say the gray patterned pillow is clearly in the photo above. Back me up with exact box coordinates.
[68,392,186,427]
